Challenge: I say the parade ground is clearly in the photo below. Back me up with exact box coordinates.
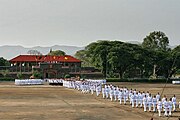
[0,82,179,120]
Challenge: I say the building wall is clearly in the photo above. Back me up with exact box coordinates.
[40,62,81,78]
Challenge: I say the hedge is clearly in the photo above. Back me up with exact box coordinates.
[0,77,15,81]
[106,78,180,83]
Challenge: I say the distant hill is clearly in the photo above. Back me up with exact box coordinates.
[0,45,84,60]
[126,41,142,45]
[0,42,177,60]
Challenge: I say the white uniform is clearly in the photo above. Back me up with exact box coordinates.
[147,96,152,111]
[118,90,123,104]
[135,93,139,107]
[162,97,166,104]
[131,94,135,108]
[96,85,101,96]
[168,101,173,116]
[139,93,143,107]
[156,94,160,102]
[152,97,157,112]
[114,89,119,101]
[102,87,105,98]
[162,97,166,111]
[90,85,94,95]
[143,96,147,112]
[163,100,169,116]
[146,92,149,97]
[142,92,145,98]
[129,92,132,104]
[124,90,128,104]
[157,101,162,116]
[172,96,176,111]
[110,89,114,101]
[105,87,109,98]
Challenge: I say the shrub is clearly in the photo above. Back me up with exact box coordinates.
[17,72,23,79]
[64,74,71,78]
[0,77,15,81]
[0,70,10,77]
[106,78,176,83]
[32,70,42,79]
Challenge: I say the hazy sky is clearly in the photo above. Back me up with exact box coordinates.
[0,0,180,47]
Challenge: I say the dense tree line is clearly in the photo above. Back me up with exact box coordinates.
[75,31,180,79]
[0,57,10,66]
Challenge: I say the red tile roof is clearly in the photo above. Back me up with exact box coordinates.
[9,55,81,63]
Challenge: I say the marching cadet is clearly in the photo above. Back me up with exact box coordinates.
[102,85,106,98]
[168,98,173,116]
[124,90,128,105]
[172,95,176,111]
[146,91,150,97]
[114,88,119,101]
[162,95,167,112]
[125,88,129,101]
[118,89,123,104]
[142,91,146,98]
[133,89,137,94]
[162,95,166,103]
[86,84,90,93]
[163,98,169,117]
[135,92,139,107]
[129,91,133,105]
[139,92,143,108]
[105,85,109,99]
[113,88,117,101]
[157,98,162,117]
[81,83,85,93]
[90,85,94,95]
[137,91,141,107]
[110,87,114,101]
[147,94,153,112]
[131,93,135,108]
[152,95,157,112]
[143,95,147,112]
[156,92,160,102]
[96,85,101,96]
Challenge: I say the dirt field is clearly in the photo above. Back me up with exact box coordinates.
[0,82,179,120]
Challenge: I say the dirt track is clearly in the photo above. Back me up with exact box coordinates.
[0,82,179,120]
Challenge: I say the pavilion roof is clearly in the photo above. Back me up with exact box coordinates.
[9,55,81,63]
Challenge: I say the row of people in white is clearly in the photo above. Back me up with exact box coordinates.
[15,79,44,85]
[63,81,179,118]
[62,80,102,95]
[101,84,178,117]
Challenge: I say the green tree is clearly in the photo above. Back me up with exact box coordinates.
[142,31,169,51]
[85,40,125,77]
[75,50,92,67]
[0,57,10,66]
[48,50,66,56]
[108,44,133,78]
[85,40,112,77]
[170,45,180,77]
[142,31,170,78]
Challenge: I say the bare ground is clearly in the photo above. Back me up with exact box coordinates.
[0,82,179,120]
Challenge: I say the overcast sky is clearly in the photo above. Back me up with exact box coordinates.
[0,0,179,47]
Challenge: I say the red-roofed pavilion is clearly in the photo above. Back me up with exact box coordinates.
[9,55,81,78]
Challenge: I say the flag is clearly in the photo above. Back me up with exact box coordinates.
[64,57,68,60]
